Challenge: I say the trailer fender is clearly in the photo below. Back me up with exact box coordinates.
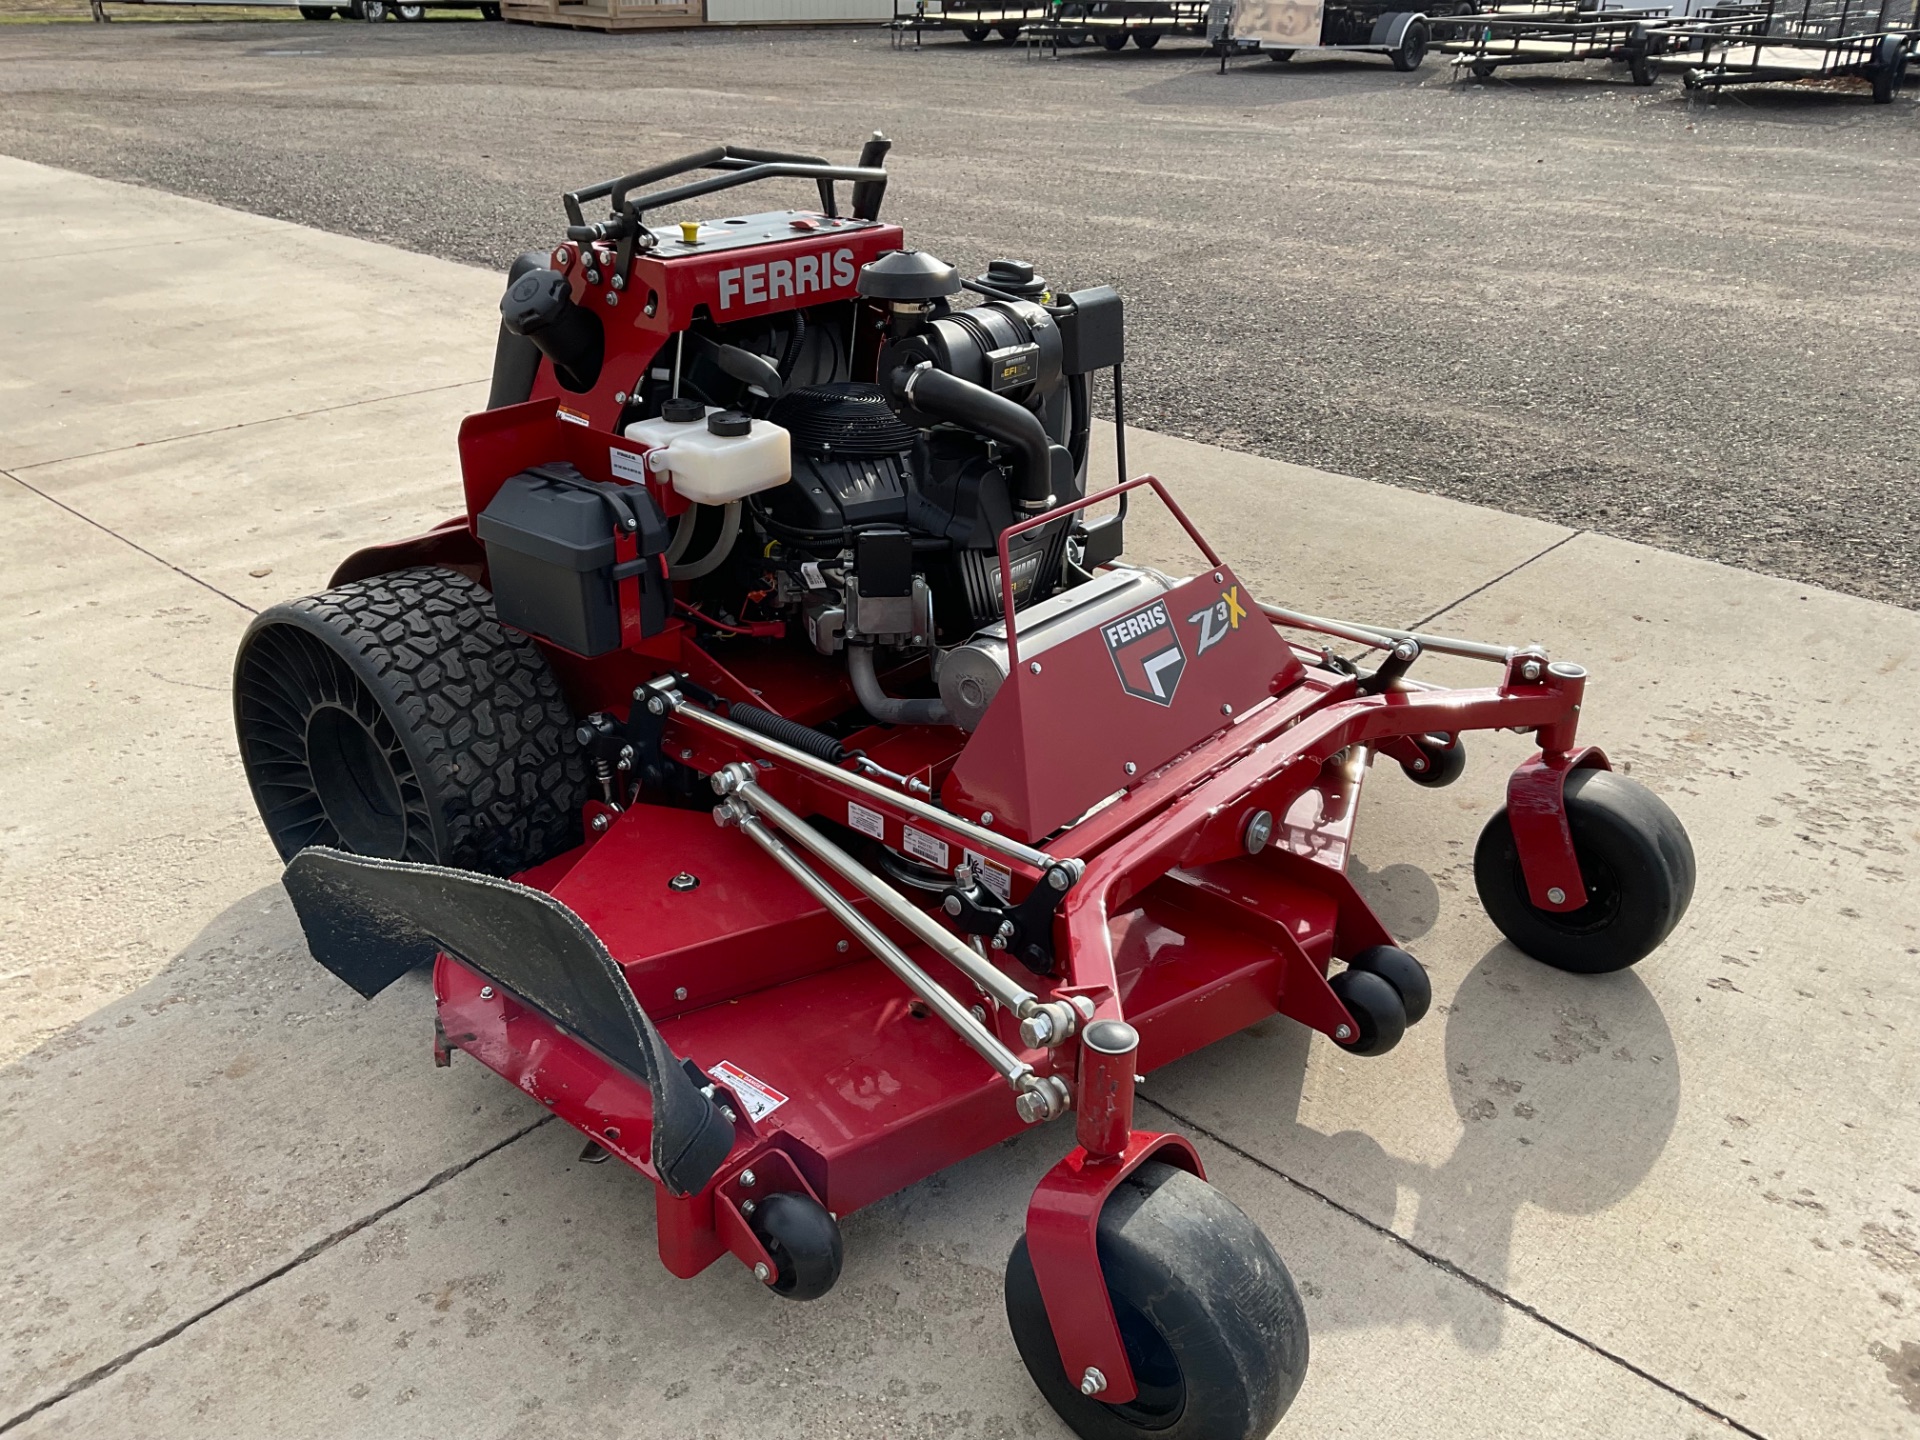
[1370,10,1427,47]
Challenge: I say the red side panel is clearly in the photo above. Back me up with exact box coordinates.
[943,567,1305,841]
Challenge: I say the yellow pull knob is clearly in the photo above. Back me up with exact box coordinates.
[679,221,700,245]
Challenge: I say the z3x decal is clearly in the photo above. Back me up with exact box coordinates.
[1188,584,1247,659]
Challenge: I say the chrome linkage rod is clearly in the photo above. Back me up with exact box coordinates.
[1258,601,1548,666]
[714,785,1071,1125]
[714,764,1087,1058]
[638,678,1063,874]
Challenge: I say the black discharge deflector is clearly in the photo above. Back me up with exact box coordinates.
[282,847,736,1197]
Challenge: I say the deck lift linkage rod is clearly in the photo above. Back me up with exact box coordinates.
[642,681,1081,1122]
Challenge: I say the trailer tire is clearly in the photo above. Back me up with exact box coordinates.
[962,23,990,40]
[234,566,587,874]
[998,23,1021,39]
[1868,36,1904,103]
[298,5,333,16]
[1390,19,1430,71]
[1101,31,1128,49]
[1005,1163,1309,1440]
[481,1,501,14]
[1471,58,1498,77]
[1133,28,1160,48]
[1266,47,1294,61]
[1474,768,1695,974]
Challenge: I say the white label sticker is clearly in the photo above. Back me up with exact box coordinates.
[556,405,591,427]
[608,445,649,485]
[963,850,1014,902]
[709,1060,789,1122]
[902,827,951,871]
[800,561,826,589]
[847,801,886,840]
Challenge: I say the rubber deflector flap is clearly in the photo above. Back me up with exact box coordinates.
[282,847,735,1196]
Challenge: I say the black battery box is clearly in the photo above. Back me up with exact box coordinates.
[477,463,671,657]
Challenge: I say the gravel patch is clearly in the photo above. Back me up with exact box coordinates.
[2,21,1915,604]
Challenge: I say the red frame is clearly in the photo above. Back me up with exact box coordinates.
[357,196,1604,1407]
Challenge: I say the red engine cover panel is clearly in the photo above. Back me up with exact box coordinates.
[943,568,1304,840]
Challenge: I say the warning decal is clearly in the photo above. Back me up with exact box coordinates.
[1103,598,1187,707]
[709,1060,789,1123]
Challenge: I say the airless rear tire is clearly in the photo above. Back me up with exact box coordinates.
[1005,1162,1308,1440]
[233,566,587,873]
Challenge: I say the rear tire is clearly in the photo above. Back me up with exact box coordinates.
[1474,768,1695,974]
[233,566,588,874]
[1005,1163,1308,1440]
[360,0,388,19]
[397,2,425,16]
[1390,20,1430,70]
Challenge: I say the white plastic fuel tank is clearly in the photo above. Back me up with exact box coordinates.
[624,402,790,506]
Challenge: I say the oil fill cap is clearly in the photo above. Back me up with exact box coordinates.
[707,409,751,437]
[661,397,704,423]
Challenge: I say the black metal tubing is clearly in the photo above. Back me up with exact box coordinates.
[562,143,890,246]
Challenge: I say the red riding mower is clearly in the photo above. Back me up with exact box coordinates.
[235,135,1694,1439]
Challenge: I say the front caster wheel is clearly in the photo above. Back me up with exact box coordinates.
[1328,967,1406,1055]
[1474,768,1695,974]
[1005,1162,1308,1440]
[750,1191,843,1301]
[1345,944,1431,1024]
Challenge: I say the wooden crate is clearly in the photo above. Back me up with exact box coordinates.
[500,0,703,30]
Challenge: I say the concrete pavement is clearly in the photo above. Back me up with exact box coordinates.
[1,154,1916,1439]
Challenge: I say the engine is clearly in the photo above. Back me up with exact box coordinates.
[478,144,1132,736]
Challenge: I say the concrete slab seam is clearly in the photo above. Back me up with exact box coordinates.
[1140,1097,1771,1440]
[3,466,256,615]
[1404,529,1587,633]
[0,1112,558,1436]
[6,376,488,475]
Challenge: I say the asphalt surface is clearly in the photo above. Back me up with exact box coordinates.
[1,21,1916,606]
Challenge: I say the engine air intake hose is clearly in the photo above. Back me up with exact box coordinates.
[726,703,846,764]
[888,364,1056,516]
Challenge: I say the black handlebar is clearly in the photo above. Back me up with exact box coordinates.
[561,136,893,256]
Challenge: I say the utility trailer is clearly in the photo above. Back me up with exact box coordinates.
[1211,0,1478,71]
[890,0,1050,44]
[1662,0,1915,98]
[891,0,1212,49]
[1437,1,1675,82]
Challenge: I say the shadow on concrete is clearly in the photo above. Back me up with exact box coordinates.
[1143,933,1678,1347]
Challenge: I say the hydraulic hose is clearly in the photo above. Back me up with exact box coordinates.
[848,643,951,727]
[890,364,1056,515]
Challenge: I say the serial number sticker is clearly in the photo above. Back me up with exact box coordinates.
[709,1060,789,1123]
[556,405,591,427]
[963,850,1013,903]
[847,801,886,840]
[902,826,951,871]
[800,560,827,589]
[608,445,649,485]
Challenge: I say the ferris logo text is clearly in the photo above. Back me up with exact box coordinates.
[717,247,858,310]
